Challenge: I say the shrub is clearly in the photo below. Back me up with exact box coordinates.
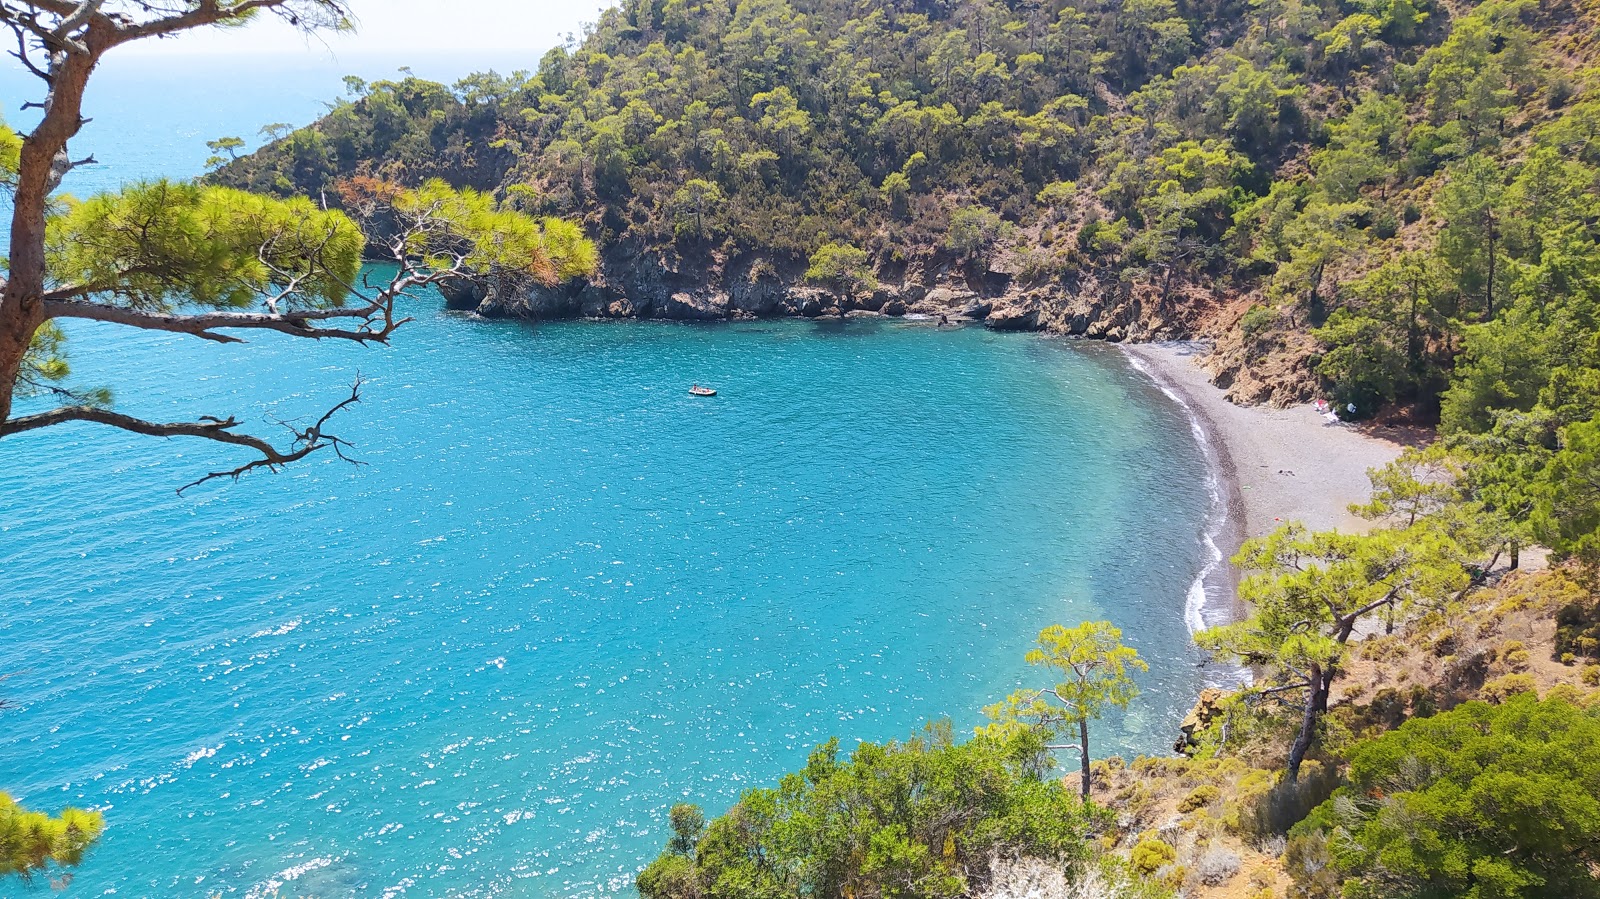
[1195,847,1242,885]
[1556,600,1600,659]
[635,725,1106,899]
[1035,181,1078,206]
[1498,639,1530,670]
[1232,761,1337,839]
[1481,672,1537,701]
[1430,627,1459,656]
[1283,830,1340,899]
[1293,695,1600,899]
[1583,664,1600,686]
[803,242,877,298]
[1179,784,1221,813]
[1239,305,1275,341]
[1129,836,1176,875]
[944,206,1013,261]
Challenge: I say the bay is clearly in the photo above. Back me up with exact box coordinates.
[0,55,1212,898]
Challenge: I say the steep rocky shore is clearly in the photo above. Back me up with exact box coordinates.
[440,240,1232,343]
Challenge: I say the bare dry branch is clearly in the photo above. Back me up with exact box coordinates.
[0,378,367,493]
[41,297,409,344]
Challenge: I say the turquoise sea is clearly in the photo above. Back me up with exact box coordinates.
[1,57,1212,897]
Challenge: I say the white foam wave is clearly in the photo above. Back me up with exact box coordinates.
[1124,352,1229,635]
[244,856,333,899]
[249,618,302,639]
[181,744,219,768]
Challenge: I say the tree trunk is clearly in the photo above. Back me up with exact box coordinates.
[1,43,103,427]
[1287,665,1330,783]
[1307,261,1327,326]
[1485,211,1497,320]
[0,301,44,426]
[1407,271,1422,371]
[1078,716,1091,799]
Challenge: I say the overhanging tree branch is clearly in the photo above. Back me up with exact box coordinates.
[0,378,366,494]
[3,17,596,489]
[40,297,408,344]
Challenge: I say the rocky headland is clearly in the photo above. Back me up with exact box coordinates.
[440,239,1229,340]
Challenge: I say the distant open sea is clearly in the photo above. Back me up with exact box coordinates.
[0,54,1212,897]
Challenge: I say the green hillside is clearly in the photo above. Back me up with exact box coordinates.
[218,0,1600,428]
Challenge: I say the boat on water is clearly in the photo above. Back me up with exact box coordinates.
[689,385,717,396]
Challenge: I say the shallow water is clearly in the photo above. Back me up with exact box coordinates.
[1,56,1213,899]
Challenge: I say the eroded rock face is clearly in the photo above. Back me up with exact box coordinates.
[661,292,727,321]
[446,248,1225,366]
[438,278,485,312]
[984,299,1040,331]
[1174,687,1227,755]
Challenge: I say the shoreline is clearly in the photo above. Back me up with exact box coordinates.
[1121,341,1406,626]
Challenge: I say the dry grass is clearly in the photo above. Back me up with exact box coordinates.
[1087,568,1600,899]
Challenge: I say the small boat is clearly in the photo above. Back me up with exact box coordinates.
[689,385,717,397]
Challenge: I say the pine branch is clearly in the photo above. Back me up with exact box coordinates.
[0,378,367,494]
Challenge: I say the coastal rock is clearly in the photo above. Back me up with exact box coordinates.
[984,300,1041,331]
[438,277,485,312]
[854,289,888,313]
[606,297,641,318]
[921,286,978,312]
[438,241,1217,352]
[447,274,586,319]
[1174,687,1226,754]
[780,287,831,317]
[578,284,610,318]
[729,276,786,315]
[660,292,728,321]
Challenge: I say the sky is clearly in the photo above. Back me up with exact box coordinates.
[120,0,615,59]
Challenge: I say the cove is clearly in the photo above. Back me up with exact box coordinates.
[0,306,1211,897]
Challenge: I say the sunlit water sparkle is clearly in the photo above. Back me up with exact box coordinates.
[0,56,1213,898]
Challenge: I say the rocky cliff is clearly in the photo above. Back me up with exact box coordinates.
[441,239,1234,347]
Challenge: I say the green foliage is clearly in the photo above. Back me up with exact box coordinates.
[1535,413,1600,580]
[980,622,1146,797]
[1239,304,1274,341]
[671,178,726,240]
[203,135,246,170]
[635,725,1111,899]
[1178,784,1220,813]
[28,175,592,423]
[1130,836,1176,875]
[18,323,72,397]
[944,206,1013,262]
[0,117,19,189]
[1292,695,1600,899]
[207,0,1600,433]
[804,242,877,298]
[1350,445,1469,527]
[0,793,103,882]
[395,179,598,285]
[666,803,705,856]
[1199,516,1475,778]
[46,181,363,309]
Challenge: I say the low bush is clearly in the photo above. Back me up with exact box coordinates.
[1129,837,1176,876]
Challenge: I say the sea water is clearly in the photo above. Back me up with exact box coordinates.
[0,57,1213,897]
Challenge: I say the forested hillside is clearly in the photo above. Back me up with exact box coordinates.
[219,0,1600,425]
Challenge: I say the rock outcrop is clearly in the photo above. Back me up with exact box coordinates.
[1174,687,1227,754]
[442,243,1229,351]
